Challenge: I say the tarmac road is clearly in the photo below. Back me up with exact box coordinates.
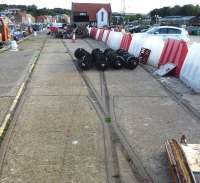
[0,35,200,183]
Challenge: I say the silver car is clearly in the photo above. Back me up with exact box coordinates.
[144,26,190,42]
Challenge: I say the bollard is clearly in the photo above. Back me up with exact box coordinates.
[72,32,76,43]
[104,48,123,69]
[10,40,18,51]
[34,31,37,36]
[116,49,139,70]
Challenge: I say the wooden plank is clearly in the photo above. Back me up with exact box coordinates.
[181,144,200,173]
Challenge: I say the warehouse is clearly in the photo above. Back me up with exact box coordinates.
[71,3,112,27]
[189,15,200,26]
[160,16,194,26]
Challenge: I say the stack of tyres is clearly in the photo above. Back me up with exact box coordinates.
[74,48,93,70]
[104,48,123,69]
[116,49,139,70]
[92,48,108,70]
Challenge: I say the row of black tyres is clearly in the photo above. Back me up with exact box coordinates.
[74,48,139,70]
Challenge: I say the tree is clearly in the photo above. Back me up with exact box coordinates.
[125,14,143,22]
[0,4,8,11]
[149,4,200,18]
[0,4,71,17]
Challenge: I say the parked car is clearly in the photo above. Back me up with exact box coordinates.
[12,29,24,41]
[9,25,23,41]
[143,26,190,42]
[126,23,151,33]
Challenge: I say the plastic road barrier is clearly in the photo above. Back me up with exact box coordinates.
[120,33,132,51]
[142,36,165,67]
[98,29,104,41]
[128,33,147,57]
[107,31,123,50]
[95,29,101,40]
[180,43,200,93]
[158,39,188,77]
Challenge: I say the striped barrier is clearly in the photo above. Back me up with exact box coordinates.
[105,30,111,46]
[158,39,188,77]
[142,36,165,67]
[102,30,110,43]
[89,27,93,37]
[180,43,200,93]
[107,31,123,50]
[90,28,98,39]
[120,33,132,51]
[89,28,93,37]
[95,29,101,40]
[128,33,147,57]
[98,29,105,41]
[88,27,92,36]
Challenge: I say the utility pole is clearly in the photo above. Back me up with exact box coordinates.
[121,0,126,25]
[121,0,125,15]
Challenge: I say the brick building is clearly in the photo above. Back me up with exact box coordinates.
[71,3,112,27]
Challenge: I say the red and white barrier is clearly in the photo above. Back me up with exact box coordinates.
[120,33,132,51]
[98,29,104,41]
[95,29,101,40]
[180,43,200,92]
[90,28,98,39]
[158,39,188,77]
[87,27,92,36]
[107,31,123,50]
[142,36,165,67]
[102,30,110,43]
[128,33,146,57]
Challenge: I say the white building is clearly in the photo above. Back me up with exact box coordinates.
[96,8,108,28]
[72,3,111,27]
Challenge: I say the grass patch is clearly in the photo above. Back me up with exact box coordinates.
[105,117,112,123]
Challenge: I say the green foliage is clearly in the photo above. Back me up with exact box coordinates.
[150,4,200,17]
[105,117,112,123]
[0,4,8,11]
[0,4,70,16]
[125,14,143,22]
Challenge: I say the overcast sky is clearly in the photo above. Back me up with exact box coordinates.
[2,0,200,14]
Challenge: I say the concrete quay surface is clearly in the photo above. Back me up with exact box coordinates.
[0,34,46,127]
[0,35,199,183]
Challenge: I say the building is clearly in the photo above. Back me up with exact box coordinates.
[36,16,47,23]
[71,3,112,27]
[5,8,21,15]
[160,16,195,26]
[189,15,200,26]
[14,11,27,25]
[26,14,35,25]
[55,14,70,24]
[46,16,57,23]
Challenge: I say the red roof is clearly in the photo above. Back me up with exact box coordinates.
[72,3,111,21]
[17,11,27,17]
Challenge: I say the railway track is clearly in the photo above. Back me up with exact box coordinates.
[62,39,154,183]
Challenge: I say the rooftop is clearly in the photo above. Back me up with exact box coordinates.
[72,3,111,21]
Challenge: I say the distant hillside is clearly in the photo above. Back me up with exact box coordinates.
[150,4,200,17]
[0,4,71,16]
